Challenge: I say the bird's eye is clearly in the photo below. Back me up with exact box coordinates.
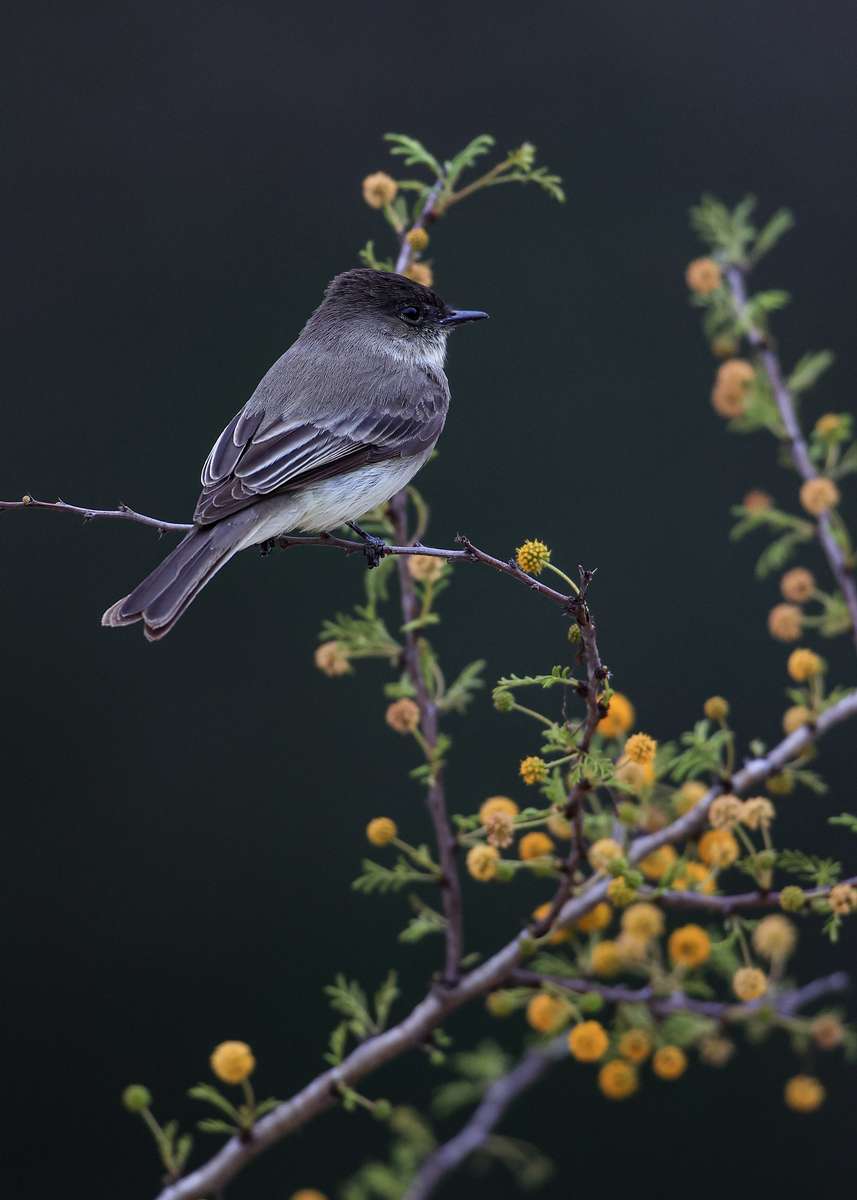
[399,306,421,324]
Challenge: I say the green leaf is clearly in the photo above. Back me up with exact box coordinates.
[444,134,495,188]
[384,133,443,177]
[829,813,857,834]
[187,1084,240,1122]
[196,1118,238,1136]
[374,971,399,1029]
[777,849,842,886]
[325,1022,348,1066]
[175,1133,193,1170]
[752,208,795,262]
[253,1097,282,1118]
[658,1011,717,1047]
[399,897,446,943]
[357,240,394,272]
[788,351,834,395]
[439,659,486,714]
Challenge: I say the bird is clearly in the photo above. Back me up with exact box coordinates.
[101,268,488,641]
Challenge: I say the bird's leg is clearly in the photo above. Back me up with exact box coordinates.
[347,520,389,570]
[259,538,276,557]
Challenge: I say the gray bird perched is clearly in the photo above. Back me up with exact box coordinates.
[101,268,488,640]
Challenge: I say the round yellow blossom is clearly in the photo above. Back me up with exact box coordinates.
[768,603,803,642]
[717,358,755,388]
[515,539,551,575]
[780,567,815,603]
[597,692,635,737]
[740,796,775,830]
[407,554,445,583]
[828,883,857,916]
[519,831,554,861]
[653,1045,687,1081]
[783,705,812,734]
[699,1036,735,1067]
[698,828,739,869]
[362,171,398,208]
[526,993,570,1034]
[607,877,637,907]
[787,648,823,682]
[673,780,707,816]
[366,817,397,847]
[466,843,500,882]
[685,257,722,294]
[753,914,797,960]
[591,939,622,977]
[576,902,613,934]
[618,1029,652,1064]
[814,413,845,440]
[314,640,351,677]
[668,924,711,969]
[404,262,433,287]
[673,862,716,895]
[547,811,572,839]
[616,931,649,964]
[568,1020,609,1062]
[385,697,421,734]
[485,810,515,849]
[711,359,754,420]
[780,885,806,912]
[811,1014,845,1050]
[291,1191,328,1200]
[615,757,651,793]
[588,838,623,873]
[519,756,547,786]
[532,902,570,944]
[732,966,768,1001]
[709,794,743,829]
[621,902,664,941]
[598,1058,639,1099]
[479,796,519,825]
[800,476,840,517]
[784,1075,825,1113]
[639,844,678,881]
[624,733,657,765]
[405,227,429,252]
[210,1041,255,1085]
[703,696,729,721]
[711,383,745,418]
[743,489,772,511]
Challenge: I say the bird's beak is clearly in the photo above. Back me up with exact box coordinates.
[440,309,489,327]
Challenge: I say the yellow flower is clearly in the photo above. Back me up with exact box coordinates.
[814,413,845,440]
[708,794,743,829]
[404,263,433,287]
[314,640,351,677]
[466,843,499,882]
[407,554,445,583]
[703,696,729,721]
[787,647,823,682]
[479,796,519,825]
[532,901,570,944]
[607,877,637,907]
[405,227,430,252]
[698,828,739,868]
[597,692,635,737]
[768,603,803,642]
[828,883,857,916]
[515,539,551,575]
[485,810,515,849]
[743,489,772,511]
[810,1014,844,1050]
[780,567,815,603]
[673,780,707,816]
[732,966,768,1001]
[526,992,571,1034]
[717,358,755,388]
[668,924,711,968]
[673,862,716,895]
[653,1045,687,1081]
[591,940,622,977]
[210,1041,255,1085]
[621,902,664,941]
[710,357,754,420]
[624,733,657,765]
[362,171,398,208]
[616,931,649,964]
[598,1058,638,1099]
[615,757,651,793]
[366,817,397,846]
[547,811,572,839]
[685,257,722,294]
[782,705,812,734]
[752,914,796,960]
[711,383,745,419]
[385,698,421,733]
[618,1029,652,1064]
[568,1020,609,1062]
[784,1075,825,1113]
[575,901,612,934]
[800,476,840,516]
[519,831,554,860]
[519,756,547,785]
[740,797,775,830]
[639,844,677,881]
[588,838,623,873]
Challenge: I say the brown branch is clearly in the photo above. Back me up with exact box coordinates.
[0,495,192,533]
[724,265,857,653]
[395,177,445,275]
[648,876,857,914]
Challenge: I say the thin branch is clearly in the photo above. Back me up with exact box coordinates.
[724,265,857,653]
[395,177,446,275]
[649,876,857,914]
[0,495,191,533]
[150,688,857,1200]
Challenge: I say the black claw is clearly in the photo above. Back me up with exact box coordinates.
[347,521,389,569]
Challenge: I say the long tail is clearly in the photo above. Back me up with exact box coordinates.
[101,512,256,641]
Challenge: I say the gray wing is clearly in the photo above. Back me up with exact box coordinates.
[193,352,448,526]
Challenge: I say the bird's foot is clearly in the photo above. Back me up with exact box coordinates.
[259,538,276,557]
[347,521,390,570]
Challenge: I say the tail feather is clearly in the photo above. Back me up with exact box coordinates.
[102,513,255,640]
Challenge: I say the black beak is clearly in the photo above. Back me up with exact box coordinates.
[440,308,489,327]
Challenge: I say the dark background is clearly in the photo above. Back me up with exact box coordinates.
[3,1,856,1196]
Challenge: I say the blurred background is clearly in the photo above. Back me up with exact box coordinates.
[3,1,856,1195]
